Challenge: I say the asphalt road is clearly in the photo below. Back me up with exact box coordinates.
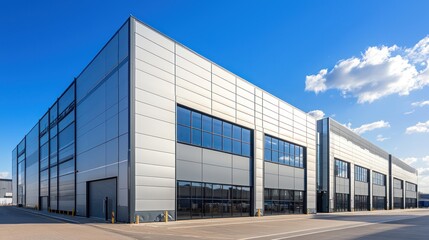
[1,206,428,240]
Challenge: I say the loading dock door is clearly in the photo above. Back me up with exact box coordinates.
[88,178,116,220]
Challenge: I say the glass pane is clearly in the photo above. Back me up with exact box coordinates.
[177,107,191,126]
[264,149,271,161]
[265,136,271,150]
[202,132,212,148]
[178,125,191,143]
[178,181,191,198]
[213,135,222,150]
[191,129,202,146]
[59,123,75,150]
[213,119,222,135]
[272,151,279,163]
[222,185,231,199]
[242,143,250,157]
[242,129,251,143]
[223,137,232,152]
[204,183,213,199]
[271,138,279,151]
[223,123,232,137]
[278,140,284,153]
[213,185,222,199]
[192,182,203,198]
[233,140,241,155]
[233,126,241,140]
[58,110,75,132]
[202,116,212,132]
[58,84,75,114]
[191,112,202,129]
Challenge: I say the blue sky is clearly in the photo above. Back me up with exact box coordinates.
[0,1,428,190]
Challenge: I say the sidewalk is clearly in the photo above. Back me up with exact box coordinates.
[14,206,111,224]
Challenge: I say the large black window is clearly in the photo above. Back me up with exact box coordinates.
[264,188,304,215]
[372,196,386,210]
[335,159,349,178]
[354,195,369,211]
[264,135,305,168]
[177,106,251,157]
[177,181,251,220]
[372,172,386,186]
[394,197,403,209]
[405,198,417,209]
[335,193,349,212]
[354,165,368,182]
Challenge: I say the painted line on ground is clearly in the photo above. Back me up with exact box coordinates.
[239,215,421,240]
[166,216,314,229]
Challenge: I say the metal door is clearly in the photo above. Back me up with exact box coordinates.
[88,178,116,220]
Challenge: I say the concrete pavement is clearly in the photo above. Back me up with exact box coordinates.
[1,206,428,239]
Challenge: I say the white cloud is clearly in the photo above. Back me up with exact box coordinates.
[401,156,429,193]
[306,36,429,103]
[411,100,429,107]
[404,110,415,115]
[405,120,429,134]
[404,157,418,165]
[351,120,391,135]
[307,110,325,120]
[376,134,389,142]
[418,175,429,193]
[0,172,10,179]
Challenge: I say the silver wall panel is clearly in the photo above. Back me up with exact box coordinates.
[75,21,129,221]
[394,188,403,197]
[133,18,318,217]
[25,124,39,208]
[203,164,232,184]
[355,181,369,196]
[373,185,386,197]
[176,160,202,182]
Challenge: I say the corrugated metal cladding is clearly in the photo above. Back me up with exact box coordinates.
[11,16,418,223]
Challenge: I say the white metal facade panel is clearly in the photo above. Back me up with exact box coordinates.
[133,18,318,215]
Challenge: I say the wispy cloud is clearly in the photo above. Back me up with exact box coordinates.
[349,120,391,135]
[404,110,415,115]
[406,120,429,134]
[307,110,325,120]
[305,36,429,103]
[403,157,418,165]
[401,156,429,193]
[0,172,10,179]
[376,134,389,142]
[411,100,429,107]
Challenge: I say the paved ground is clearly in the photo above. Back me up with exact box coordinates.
[1,206,428,239]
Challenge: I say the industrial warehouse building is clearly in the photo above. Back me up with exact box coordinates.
[11,17,418,223]
[317,119,418,212]
[0,179,12,205]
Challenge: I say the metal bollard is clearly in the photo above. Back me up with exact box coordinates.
[135,215,140,224]
[111,211,115,224]
[164,210,168,222]
[72,208,75,216]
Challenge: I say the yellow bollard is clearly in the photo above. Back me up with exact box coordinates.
[72,208,75,216]
[111,211,115,224]
[164,211,168,223]
[135,215,140,224]
[257,209,261,217]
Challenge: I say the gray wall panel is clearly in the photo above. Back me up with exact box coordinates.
[203,164,232,185]
[373,185,386,197]
[176,160,202,182]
